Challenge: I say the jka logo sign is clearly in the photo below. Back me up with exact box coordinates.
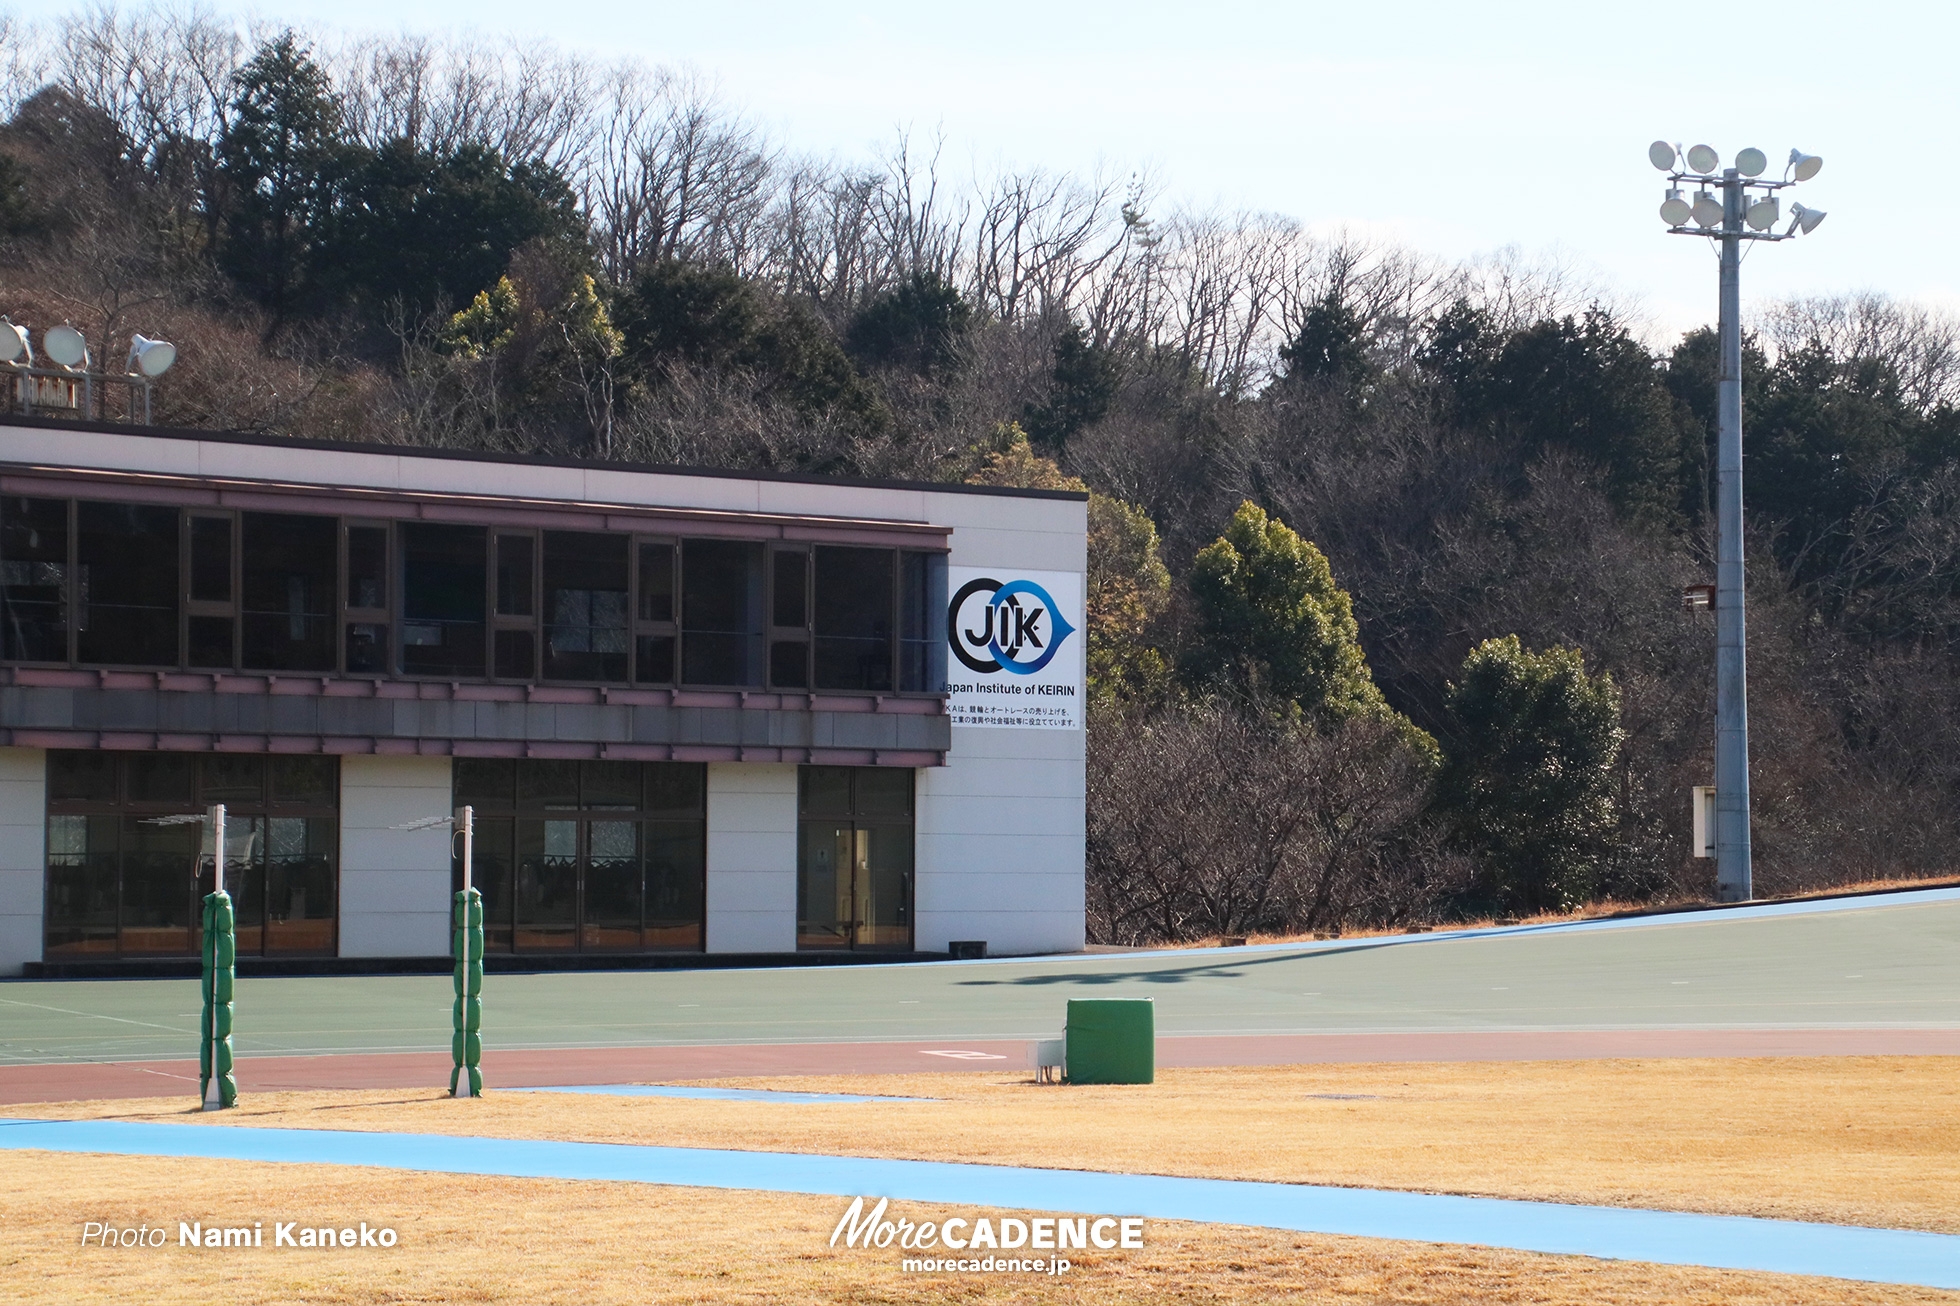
[949,577,1077,676]
[944,567,1083,730]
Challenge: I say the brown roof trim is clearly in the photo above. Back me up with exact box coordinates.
[0,412,1091,503]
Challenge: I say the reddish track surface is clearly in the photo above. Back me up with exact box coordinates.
[6,1027,1959,1106]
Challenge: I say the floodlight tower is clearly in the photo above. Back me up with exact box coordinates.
[1651,140,1827,903]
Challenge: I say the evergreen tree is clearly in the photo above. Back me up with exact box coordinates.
[1438,636,1624,912]
[1184,502,1433,758]
[846,271,971,373]
[1024,321,1120,449]
[217,34,355,328]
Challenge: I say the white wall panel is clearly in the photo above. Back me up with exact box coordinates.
[338,755,451,958]
[0,748,44,975]
[705,763,796,953]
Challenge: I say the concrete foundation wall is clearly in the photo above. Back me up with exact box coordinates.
[0,748,45,975]
[704,762,798,953]
[338,755,452,958]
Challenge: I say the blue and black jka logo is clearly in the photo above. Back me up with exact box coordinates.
[949,577,1077,676]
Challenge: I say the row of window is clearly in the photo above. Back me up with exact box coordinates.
[44,753,339,959]
[42,755,921,959]
[0,497,950,692]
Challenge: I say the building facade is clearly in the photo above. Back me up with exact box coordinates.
[0,417,1087,974]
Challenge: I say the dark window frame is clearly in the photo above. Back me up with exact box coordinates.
[43,750,342,961]
[0,498,950,696]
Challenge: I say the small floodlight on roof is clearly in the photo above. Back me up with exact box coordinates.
[1686,143,1721,173]
[1659,189,1692,225]
[1788,149,1824,181]
[1691,190,1725,227]
[1735,147,1767,177]
[127,334,177,378]
[0,319,27,365]
[1745,195,1780,231]
[43,324,88,369]
[1786,203,1827,235]
[1649,140,1679,170]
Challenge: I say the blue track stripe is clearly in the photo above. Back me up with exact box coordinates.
[4,1118,1958,1288]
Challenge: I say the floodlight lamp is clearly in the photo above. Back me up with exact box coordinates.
[1691,190,1725,227]
[1659,189,1692,225]
[43,324,88,369]
[1686,143,1720,173]
[127,334,177,378]
[1788,149,1823,181]
[0,319,27,365]
[1735,147,1767,177]
[1649,140,1679,170]
[1745,195,1780,231]
[1786,203,1826,235]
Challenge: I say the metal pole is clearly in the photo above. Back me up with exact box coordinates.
[209,804,227,897]
[457,805,474,894]
[204,803,228,1110]
[1714,170,1753,903]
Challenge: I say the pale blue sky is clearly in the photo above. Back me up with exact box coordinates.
[42,0,1960,339]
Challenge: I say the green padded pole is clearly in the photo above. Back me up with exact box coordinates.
[451,804,483,1098]
[199,804,236,1111]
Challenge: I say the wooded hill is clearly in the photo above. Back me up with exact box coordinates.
[4,15,1957,940]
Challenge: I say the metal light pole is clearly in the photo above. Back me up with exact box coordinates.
[1653,141,1827,903]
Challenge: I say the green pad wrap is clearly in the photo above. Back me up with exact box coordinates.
[1064,998,1155,1085]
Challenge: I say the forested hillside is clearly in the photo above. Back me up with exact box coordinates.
[4,14,1957,940]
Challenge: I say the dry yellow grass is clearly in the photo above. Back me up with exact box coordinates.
[24,1056,1960,1237]
[2,1151,1954,1305]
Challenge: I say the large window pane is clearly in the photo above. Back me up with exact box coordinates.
[1,496,68,662]
[125,753,193,805]
[200,754,264,806]
[189,517,232,602]
[543,531,628,682]
[636,542,673,622]
[454,758,515,811]
[270,755,336,807]
[265,816,335,954]
[813,547,894,692]
[44,814,118,956]
[241,513,336,671]
[495,534,535,617]
[681,539,763,686]
[515,818,578,950]
[77,502,178,667]
[466,817,515,953]
[346,525,387,610]
[120,815,195,955]
[646,762,705,816]
[797,823,851,950]
[645,820,703,949]
[48,752,115,803]
[899,552,948,692]
[584,819,641,949]
[400,523,486,678]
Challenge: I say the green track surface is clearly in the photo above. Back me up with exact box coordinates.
[4,895,1958,1065]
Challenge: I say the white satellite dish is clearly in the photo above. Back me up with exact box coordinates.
[1648,140,1679,171]
[0,320,27,365]
[1735,147,1767,177]
[43,324,88,369]
[1686,143,1720,173]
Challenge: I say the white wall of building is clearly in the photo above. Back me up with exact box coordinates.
[704,762,798,953]
[914,489,1088,957]
[338,755,452,958]
[0,747,45,975]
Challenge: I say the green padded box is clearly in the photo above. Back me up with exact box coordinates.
[1065,998,1155,1084]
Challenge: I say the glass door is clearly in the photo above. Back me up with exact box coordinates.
[797,766,914,951]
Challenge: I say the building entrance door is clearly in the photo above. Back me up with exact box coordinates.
[797,766,914,951]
